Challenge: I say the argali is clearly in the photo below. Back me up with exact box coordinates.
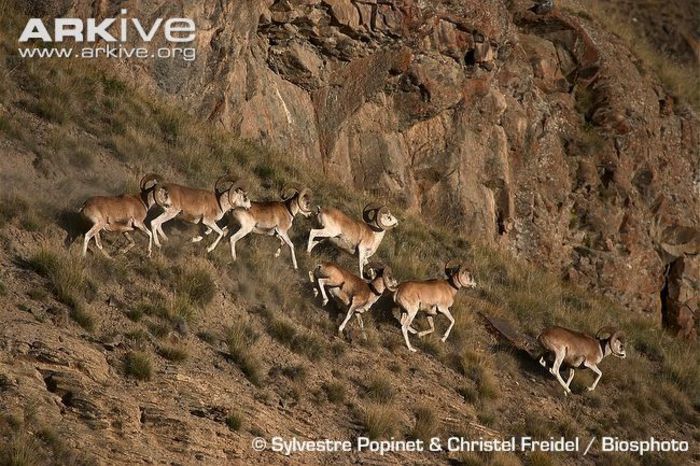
[309,261,398,338]
[79,174,165,257]
[150,176,250,253]
[537,326,627,395]
[307,204,398,278]
[228,185,314,269]
[394,262,477,352]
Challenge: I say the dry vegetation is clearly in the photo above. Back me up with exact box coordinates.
[0,2,697,465]
[561,0,700,111]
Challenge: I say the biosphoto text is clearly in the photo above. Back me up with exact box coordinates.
[17,9,196,61]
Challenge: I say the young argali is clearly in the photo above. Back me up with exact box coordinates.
[79,174,164,257]
[307,204,398,278]
[538,326,627,395]
[228,185,314,269]
[150,176,250,252]
[394,262,476,352]
[309,262,398,338]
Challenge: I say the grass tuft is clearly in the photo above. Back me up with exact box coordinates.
[158,343,189,362]
[361,404,400,440]
[226,322,262,386]
[124,351,153,381]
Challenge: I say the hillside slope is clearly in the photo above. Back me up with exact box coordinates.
[0,2,699,466]
[42,0,700,328]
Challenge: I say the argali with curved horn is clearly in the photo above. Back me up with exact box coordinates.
[393,261,477,352]
[309,261,398,338]
[79,174,165,258]
[537,325,627,395]
[307,204,398,278]
[150,176,251,252]
[228,184,314,269]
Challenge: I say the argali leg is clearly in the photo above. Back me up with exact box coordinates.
[316,278,330,305]
[358,248,366,279]
[276,229,298,269]
[119,232,136,254]
[400,308,419,352]
[584,362,603,392]
[94,232,111,258]
[306,228,327,253]
[565,368,575,389]
[437,306,455,342]
[418,316,435,338]
[151,209,179,247]
[82,223,102,257]
[274,235,285,258]
[338,306,355,335]
[134,220,153,257]
[550,350,572,395]
[204,220,226,253]
[355,312,367,339]
[228,224,254,260]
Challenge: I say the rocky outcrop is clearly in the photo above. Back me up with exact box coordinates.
[59,0,699,332]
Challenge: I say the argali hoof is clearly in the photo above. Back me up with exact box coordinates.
[587,386,596,392]
[274,249,281,258]
[440,337,448,343]
[322,299,329,306]
[312,289,319,297]
[408,347,418,353]
[191,236,203,243]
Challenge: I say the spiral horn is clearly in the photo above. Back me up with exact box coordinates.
[140,173,161,191]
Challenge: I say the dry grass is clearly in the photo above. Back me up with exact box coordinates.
[124,351,153,381]
[226,322,263,386]
[26,249,96,331]
[158,343,189,362]
[364,372,395,403]
[225,411,244,432]
[409,405,439,441]
[360,403,400,440]
[560,0,699,111]
[322,381,347,404]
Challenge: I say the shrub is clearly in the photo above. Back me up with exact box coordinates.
[124,351,153,381]
[226,322,262,386]
[158,343,188,362]
[322,381,346,404]
[365,373,394,403]
[409,405,439,441]
[361,404,400,440]
[225,411,243,432]
[177,267,215,307]
[27,249,85,310]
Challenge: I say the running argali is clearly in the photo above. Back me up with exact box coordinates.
[307,204,398,278]
[537,326,627,395]
[309,261,398,338]
[228,185,314,269]
[394,262,476,352]
[79,174,165,257]
[150,176,250,253]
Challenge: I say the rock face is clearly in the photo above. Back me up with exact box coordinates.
[62,0,698,333]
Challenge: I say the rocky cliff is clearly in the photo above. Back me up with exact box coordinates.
[52,0,699,334]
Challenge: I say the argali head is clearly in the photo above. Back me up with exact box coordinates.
[362,204,398,231]
[281,184,314,217]
[139,173,163,207]
[595,326,627,359]
[444,260,477,289]
[363,262,399,292]
[215,175,251,210]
